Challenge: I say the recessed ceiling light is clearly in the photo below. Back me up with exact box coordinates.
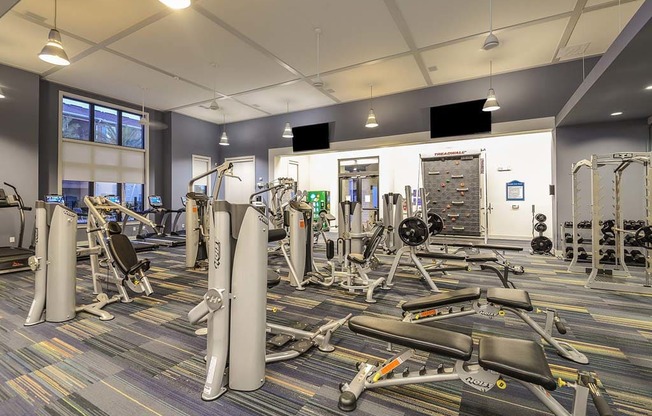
[645,85,652,90]
[610,112,623,116]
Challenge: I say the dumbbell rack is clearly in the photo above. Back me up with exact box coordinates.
[560,221,646,266]
[572,153,652,294]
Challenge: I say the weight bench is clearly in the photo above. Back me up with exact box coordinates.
[433,240,526,275]
[339,316,611,416]
[106,222,153,296]
[399,287,588,364]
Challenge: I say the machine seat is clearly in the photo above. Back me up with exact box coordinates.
[486,288,533,311]
[347,253,366,265]
[402,287,482,311]
[267,269,281,288]
[348,316,473,361]
[479,337,557,391]
[465,254,498,262]
[346,225,385,265]
[109,234,150,276]
[268,229,287,243]
[415,251,466,261]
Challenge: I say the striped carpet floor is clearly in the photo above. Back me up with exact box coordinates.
[0,242,651,416]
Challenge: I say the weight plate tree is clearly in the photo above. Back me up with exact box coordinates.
[421,152,482,236]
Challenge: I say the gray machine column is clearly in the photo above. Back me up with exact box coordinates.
[288,200,314,287]
[45,204,78,322]
[229,206,268,391]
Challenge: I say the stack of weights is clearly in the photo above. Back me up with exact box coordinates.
[530,213,553,255]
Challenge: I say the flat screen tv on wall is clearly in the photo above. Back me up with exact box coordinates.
[430,99,491,139]
[292,123,330,152]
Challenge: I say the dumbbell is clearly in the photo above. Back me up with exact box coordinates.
[565,246,574,259]
[631,250,646,264]
[577,247,588,260]
[564,221,573,228]
[565,233,584,244]
[599,249,616,263]
[578,220,592,229]
[624,220,637,231]
[599,235,615,246]
[623,249,634,264]
[624,234,636,246]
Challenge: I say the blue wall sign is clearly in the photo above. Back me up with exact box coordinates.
[506,180,525,201]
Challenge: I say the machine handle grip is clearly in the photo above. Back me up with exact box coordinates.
[554,315,567,335]
[22,206,33,211]
[188,299,210,325]
[588,383,613,416]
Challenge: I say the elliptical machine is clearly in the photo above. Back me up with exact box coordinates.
[188,162,350,400]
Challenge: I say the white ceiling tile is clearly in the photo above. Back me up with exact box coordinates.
[235,81,336,114]
[199,0,409,75]
[12,0,167,43]
[0,12,92,74]
[398,0,575,48]
[567,1,644,58]
[421,18,570,86]
[45,50,209,110]
[585,0,614,7]
[176,99,267,124]
[320,55,427,102]
[108,9,296,95]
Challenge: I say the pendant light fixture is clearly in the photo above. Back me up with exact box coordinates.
[0,87,5,99]
[365,84,378,128]
[219,114,229,146]
[139,87,149,125]
[38,0,70,66]
[282,101,293,139]
[159,0,191,9]
[482,0,500,50]
[482,61,500,112]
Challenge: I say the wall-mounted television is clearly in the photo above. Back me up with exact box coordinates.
[430,100,491,139]
[292,123,330,152]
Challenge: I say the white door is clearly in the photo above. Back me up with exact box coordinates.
[192,154,212,194]
[225,156,256,203]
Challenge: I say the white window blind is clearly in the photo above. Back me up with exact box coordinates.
[61,140,145,184]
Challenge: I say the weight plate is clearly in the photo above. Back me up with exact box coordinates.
[534,213,547,223]
[634,225,652,249]
[398,217,430,246]
[534,222,547,233]
[530,236,553,254]
[427,213,444,236]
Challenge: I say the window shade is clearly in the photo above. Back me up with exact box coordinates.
[61,140,145,184]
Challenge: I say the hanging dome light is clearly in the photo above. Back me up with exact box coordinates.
[365,85,379,128]
[482,61,500,112]
[0,87,5,99]
[38,0,70,66]
[219,114,230,146]
[282,101,293,138]
[482,0,500,51]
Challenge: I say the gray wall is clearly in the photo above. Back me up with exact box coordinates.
[220,57,598,183]
[0,64,40,247]
[555,118,650,227]
[170,112,221,211]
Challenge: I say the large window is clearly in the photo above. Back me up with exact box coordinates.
[123,183,144,213]
[62,180,90,223]
[61,96,145,149]
[62,98,91,140]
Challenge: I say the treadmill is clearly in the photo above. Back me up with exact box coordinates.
[136,195,185,247]
[170,196,186,237]
[0,183,34,274]
[96,195,160,253]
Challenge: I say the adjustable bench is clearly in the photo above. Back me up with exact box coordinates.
[399,287,588,364]
[339,316,611,416]
[432,240,526,275]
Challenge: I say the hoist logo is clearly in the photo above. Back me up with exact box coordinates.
[464,376,492,390]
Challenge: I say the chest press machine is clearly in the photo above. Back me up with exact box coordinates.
[187,162,350,400]
[338,316,612,416]
[25,196,155,325]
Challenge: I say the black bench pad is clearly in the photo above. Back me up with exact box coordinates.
[402,287,482,311]
[349,316,473,361]
[451,242,523,251]
[415,251,466,261]
[466,254,498,262]
[486,288,533,311]
[479,337,557,391]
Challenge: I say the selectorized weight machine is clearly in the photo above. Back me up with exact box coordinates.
[187,162,350,400]
[25,196,156,325]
